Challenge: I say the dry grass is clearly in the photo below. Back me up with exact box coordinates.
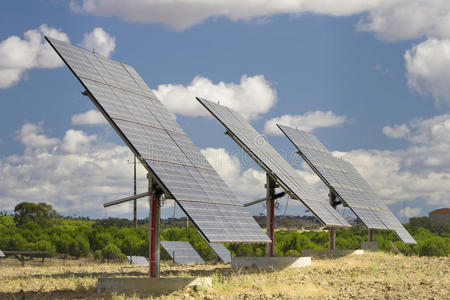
[0,253,448,299]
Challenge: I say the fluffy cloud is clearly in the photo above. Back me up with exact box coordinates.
[0,24,69,88]
[154,75,277,120]
[72,109,108,125]
[0,122,147,216]
[382,124,410,139]
[71,0,450,42]
[405,38,450,106]
[263,111,347,135]
[399,206,421,218]
[1,124,274,217]
[70,0,377,31]
[335,114,450,208]
[358,0,450,42]
[0,25,116,89]
[17,123,59,150]
[200,147,266,202]
[79,27,115,57]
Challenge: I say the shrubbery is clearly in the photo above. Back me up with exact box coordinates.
[0,202,448,261]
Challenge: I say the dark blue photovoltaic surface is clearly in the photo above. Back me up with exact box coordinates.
[197,97,350,228]
[46,37,270,244]
[127,256,149,266]
[161,241,204,265]
[278,125,416,244]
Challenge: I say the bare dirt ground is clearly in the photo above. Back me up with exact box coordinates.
[0,252,448,299]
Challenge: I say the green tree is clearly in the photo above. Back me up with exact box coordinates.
[102,243,125,261]
[68,235,90,258]
[34,240,57,257]
[14,202,59,227]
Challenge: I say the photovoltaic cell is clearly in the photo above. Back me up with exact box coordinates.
[46,37,270,244]
[127,256,149,266]
[209,243,232,264]
[277,125,416,244]
[161,241,204,265]
[196,98,350,228]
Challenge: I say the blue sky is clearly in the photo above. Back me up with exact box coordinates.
[1,0,449,221]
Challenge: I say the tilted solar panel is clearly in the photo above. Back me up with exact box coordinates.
[46,37,270,244]
[161,241,204,265]
[127,255,149,266]
[196,98,350,228]
[277,125,416,244]
[209,243,232,264]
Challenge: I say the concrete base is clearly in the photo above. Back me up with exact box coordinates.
[97,277,212,296]
[301,249,364,258]
[361,242,378,251]
[231,256,311,271]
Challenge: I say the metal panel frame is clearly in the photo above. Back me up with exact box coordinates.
[45,37,270,244]
[277,124,416,244]
[196,97,350,228]
[161,241,204,265]
[208,243,232,264]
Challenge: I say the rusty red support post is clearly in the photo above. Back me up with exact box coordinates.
[148,174,160,278]
[329,189,337,250]
[330,227,336,250]
[266,174,276,257]
[267,197,275,256]
[368,229,374,242]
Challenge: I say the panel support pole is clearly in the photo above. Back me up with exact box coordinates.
[329,189,337,250]
[368,229,374,242]
[134,155,137,229]
[330,227,336,250]
[148,174,161,278]
[266,174,276,257]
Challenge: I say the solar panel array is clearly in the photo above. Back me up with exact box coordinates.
[277,125,416,244]
[209,243,232,263]
[161,241,204,265]
[46,37,270,244]
[127,255,149,266]
[197,98,350,228]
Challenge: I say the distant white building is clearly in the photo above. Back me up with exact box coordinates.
[429,208,450,225]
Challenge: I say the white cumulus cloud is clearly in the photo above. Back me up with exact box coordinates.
[399,206,421,218]
[263,111,347,135]
[70,0,377,31]
[405,38,450,106]
[335,114,450,208]
[79,27,116,57]
[72,109,108,125]
[382,124,410,139]
[154,75,277,120]
[0,25,116,89]
[200,147,266,202]
[0,24,69,89]
[71,0,450,42]
[0,122,147,216]
[358,0,450,42]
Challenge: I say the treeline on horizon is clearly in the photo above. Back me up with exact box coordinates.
[0,202,449,261]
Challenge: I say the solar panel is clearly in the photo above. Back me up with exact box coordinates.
[127,256,149,266]
[209,243,232,264]
[0,250,5,257]
[161,241,204,265]
[277,125,416,244]
[46,37,270,244]
[196,98,350,228]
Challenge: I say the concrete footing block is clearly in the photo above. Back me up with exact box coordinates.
[231,256,311,271]
[361,242,378,251]
[97,277,212,296]
[301,249,364,258]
